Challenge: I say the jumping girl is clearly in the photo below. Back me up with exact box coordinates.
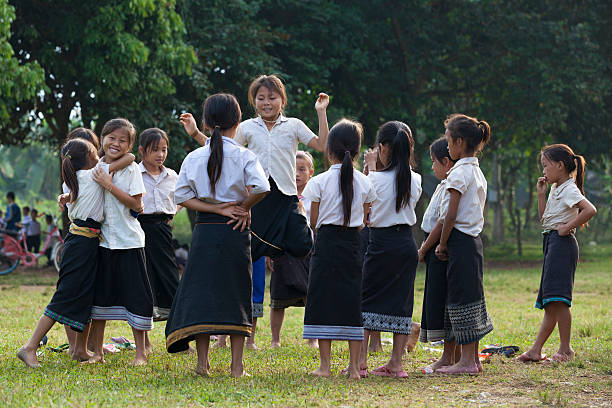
[358,121,422,378]
[517,144,596,363]
[88,118,153,366]
[165,93,269,378]
[269,150,317,348]
[418,137,457,373]
[435,114,494,375]
[17,137,129,367]
[302,119,377,379]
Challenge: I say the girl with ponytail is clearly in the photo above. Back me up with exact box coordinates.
[517,144,596,363]
[166,93,270,378]
[358,121,423,378]
[18,137,130,367]
[302,119,377,379]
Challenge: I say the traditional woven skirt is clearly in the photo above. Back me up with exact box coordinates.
[303,225,363,341]
[359,226,370,263]
[252,257,265,318]
[362,225,418,334]
[91,247,153,331]
[251,177,312,260]
[270,253,309,309]
[444,229,493,345]
[44,218,101,332]
[165,212,252,353]
[139,214,179,321]
[419,233,448,343]
[535,231,578,309]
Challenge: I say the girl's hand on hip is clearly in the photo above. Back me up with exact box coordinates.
[179,113,198,139]
[315,93,329,111]
[92,166,113,190]
[434,244,448,261]
[557,223,571,236]
[537,177,548,195]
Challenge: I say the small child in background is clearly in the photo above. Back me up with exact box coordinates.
[4,192,21,236]
[26,209,42,254]
[302,119,377,379]
[517,144,596,363]
[20,206,31,237]
[0,210,5,229]
[44,214,58,266]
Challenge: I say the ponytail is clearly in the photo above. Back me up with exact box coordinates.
[62,156,79,203]
[60,138,95,203]
[340,150,354,227]
[541,144,587,196]
[207,126,224,197]
[445,114,491,153]
[574,154,586,196]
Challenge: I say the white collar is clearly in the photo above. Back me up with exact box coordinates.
[254,114,288,128]
[139,161,167,178]
[447,157,479,175]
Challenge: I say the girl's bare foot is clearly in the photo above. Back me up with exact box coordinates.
[516,350,547,362]
[405,322,421,352]
[308,339,319,349]
[17,347,40,368]
[551,350,574,362]
[436,362,479,375]
[195,362,210,376]
[71,350,94,362]
[84,354,105,364]
[348,369,361,380]
[245,342,258,350]
[310,367,331,378]
[270,340,281,348]
[145,345,153,356]
[130,356,147,366]
[422,357,453,373]
[476,360,483,372]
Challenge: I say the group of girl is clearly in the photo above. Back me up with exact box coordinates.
[17,74,597,379]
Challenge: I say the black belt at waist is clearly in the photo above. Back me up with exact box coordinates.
[138,214,173,224]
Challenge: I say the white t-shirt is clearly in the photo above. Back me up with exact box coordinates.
[302,164,377,229]
[68,163,109,223]
[174,136,270,205]
[541,178,585,233]
[235,115,316,196]
[100,162,146,249]
[440,157,487,237]
[368,168,422,228]
[421,179,447,233]
[139,162,178,215]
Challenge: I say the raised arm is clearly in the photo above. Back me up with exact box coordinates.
[108,153,135,173]
[536,177,548,221]
[179,113,207,147]
[92,167,143,212]
[307,93,329,152]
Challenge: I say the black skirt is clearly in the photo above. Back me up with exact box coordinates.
[44,218,101,332]
[139,214,179,321]
[303,225,363,341]
[270,253,309,309]
[535,231,578,309]
[250,177,313,260]
[419,233,448,343]
[90,247,153,331]
[444,229,493,345]
[165,212,252,353]
[361,225,418,334]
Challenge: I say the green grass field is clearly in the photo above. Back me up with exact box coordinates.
[1,243,611,407]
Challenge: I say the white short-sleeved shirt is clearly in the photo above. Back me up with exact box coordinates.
[100,162,146,249]
[302,164,377,229]
[139,162,178,215]
[421,179,447,233]
[68,163,109,223]
[299,195,312,226]
[174,136,270,205]
[541,178,585,233]
[440,157,487,237]
[368,168,422,228]
[27,220,41,236]
[235,115,316,196]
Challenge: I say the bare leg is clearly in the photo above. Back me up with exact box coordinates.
[475,342,482,372]
[358,329,370,371]
[516,306,557,362]
[270,308,284,348]
[423,339,456,372]
[551,302,574,361]
[311,339,332,377]
[405,322,420,352]
[64,324,77,355]
[347,340,362,380]
[246,317,258,350]
[194,334,210,376]
[368,330,383,353]
[229,335,246,377]
[437,341,479,374]
[17,314,55,367]
[86,319,106,363]
[387,333,408,372]
[144,332,153,355]
[215,334,228,348]
[72,323,93,361]
[131,328,147,366]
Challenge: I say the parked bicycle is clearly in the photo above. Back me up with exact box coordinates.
[0,225,64,275]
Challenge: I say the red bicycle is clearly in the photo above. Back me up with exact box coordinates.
[0,226,64,275]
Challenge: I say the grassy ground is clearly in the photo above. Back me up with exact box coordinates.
[1,243,611,407]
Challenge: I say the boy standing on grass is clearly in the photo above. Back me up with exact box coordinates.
[4,192,22,236]
[44,214,58,266]
[26,209,42,254]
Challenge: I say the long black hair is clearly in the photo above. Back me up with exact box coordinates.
[326,119,362,227]
[61,138,95,202]
[429,136,454,164]
[444,114,491,154]
[202,93,241,196]
[376,121,414,212]
[540,144,587,195]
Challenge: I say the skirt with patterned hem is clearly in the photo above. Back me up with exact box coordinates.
[270,253,309,310]
[303,225,363,341]
[419,233,448,343]
[91,247,153,331]
[139,214,179,321]
[535,231,578,309]
[251,177,312,260]
[165,213,252,353]
[444,229,493,345]
[361,225,418,334]
[252,256,265,318]
[45,218,101,332]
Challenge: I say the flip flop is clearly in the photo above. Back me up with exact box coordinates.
[481,345,520,357]
[48,343,70,353]
[372,365,409,378]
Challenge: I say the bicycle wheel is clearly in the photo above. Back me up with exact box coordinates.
[1,233,22,275]
[0,255,19,275]
[52,241,63,272]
